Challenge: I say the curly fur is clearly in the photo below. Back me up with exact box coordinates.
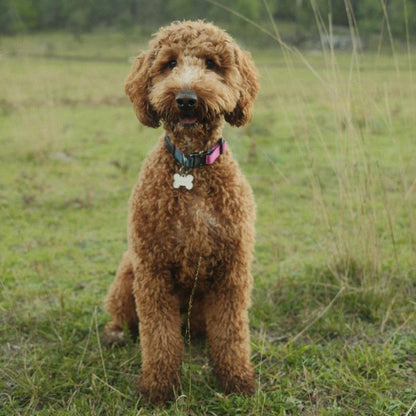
[103,20,259,404]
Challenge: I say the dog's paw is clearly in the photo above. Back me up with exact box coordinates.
[102,323,127,346]
[137,377,176,405]
[219,365,256,396]
[225,376,256,396]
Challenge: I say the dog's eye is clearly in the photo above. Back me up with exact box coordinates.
[167,59,177,70]
[205,59,217,70]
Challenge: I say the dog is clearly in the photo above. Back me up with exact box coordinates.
[102,20,259,404]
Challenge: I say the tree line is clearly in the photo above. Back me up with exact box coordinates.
[1,0,415,41]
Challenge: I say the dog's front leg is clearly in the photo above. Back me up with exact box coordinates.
[204,276,256,396]
[133,267,183,404]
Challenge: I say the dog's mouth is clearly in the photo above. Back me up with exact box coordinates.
[179,115,198,127]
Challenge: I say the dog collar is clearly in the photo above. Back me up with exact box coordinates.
[164,135,226,169]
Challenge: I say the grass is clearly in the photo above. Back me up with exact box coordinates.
[1,26,415,416]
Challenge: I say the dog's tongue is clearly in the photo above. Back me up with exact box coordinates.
[180,117,198,125]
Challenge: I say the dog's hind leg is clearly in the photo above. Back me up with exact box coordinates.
[102,251,139,346]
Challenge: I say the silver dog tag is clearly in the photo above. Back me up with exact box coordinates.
[173,173,194,190]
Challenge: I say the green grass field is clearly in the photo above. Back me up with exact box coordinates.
[1,29,415,415]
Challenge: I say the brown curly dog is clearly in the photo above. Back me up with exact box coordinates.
[102,20,259,404]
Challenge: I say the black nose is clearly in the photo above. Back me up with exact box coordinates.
[176,90,198,111]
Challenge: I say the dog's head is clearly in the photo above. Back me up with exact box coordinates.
[125,20,259,133]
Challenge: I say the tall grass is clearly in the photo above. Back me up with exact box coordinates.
[251,0,416,322]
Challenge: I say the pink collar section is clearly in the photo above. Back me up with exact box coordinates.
[206,139,227,165]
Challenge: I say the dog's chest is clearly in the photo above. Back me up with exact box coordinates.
[165,194,229,289]
[172,194,222,244]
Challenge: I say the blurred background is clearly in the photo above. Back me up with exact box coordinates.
[1,0,415,47]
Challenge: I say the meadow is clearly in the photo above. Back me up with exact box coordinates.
[0,28,415,415]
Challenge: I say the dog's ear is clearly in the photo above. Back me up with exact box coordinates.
[225,49,259,127]
[125,52,160,128]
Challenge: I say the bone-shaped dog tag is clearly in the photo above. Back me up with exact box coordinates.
[173,173,194,190]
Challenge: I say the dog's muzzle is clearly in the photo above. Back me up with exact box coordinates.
[176,90,198,126]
